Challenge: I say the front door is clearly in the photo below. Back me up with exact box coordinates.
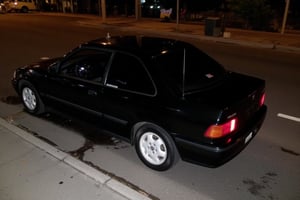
[45,47,112,120]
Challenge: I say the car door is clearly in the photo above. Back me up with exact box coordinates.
[45,47,112,118]
[101,52,156,139]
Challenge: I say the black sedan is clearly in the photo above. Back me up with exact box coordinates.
[12,35,267,171]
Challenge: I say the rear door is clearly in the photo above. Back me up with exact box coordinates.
[101,52,156,139]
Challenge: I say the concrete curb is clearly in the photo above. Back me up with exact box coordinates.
[0,117,152,200]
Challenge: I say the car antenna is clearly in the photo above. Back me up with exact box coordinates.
[182,48,186,99]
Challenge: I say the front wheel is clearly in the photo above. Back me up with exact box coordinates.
[135,124,177,171]
[19,81,45,115]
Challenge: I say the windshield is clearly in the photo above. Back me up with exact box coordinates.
[155,45,226,95]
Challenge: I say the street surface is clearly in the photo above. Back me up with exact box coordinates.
[0,14,299,200]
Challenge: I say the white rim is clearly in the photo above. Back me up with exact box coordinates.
[22,87,37,111]
[139,132,167,165]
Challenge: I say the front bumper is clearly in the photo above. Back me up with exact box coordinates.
[174,105,267,167]
[11,77,19,93]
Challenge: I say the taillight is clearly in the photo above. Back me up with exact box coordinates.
[259,93,265,107]
[204,118,238,139]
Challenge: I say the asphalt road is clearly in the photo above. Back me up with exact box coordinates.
[0,13,299,200]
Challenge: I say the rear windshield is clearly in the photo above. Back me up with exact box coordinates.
[154,45,226,94]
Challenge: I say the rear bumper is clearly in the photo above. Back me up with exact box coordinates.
[174,105,267,167]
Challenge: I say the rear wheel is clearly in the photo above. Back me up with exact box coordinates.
[135,124,177,171]
[19,81,45,115]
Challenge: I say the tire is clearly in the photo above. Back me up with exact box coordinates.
[21,6,28,13]
[135,124,177,171]
[19,80,45,115]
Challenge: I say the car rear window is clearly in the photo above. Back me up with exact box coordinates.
[155,45,226,95]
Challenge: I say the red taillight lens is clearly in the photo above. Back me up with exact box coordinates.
[204,118,238,139]
[259,93,265,107]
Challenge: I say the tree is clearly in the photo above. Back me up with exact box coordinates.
[229,0,274,30]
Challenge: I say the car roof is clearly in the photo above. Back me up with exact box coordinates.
[82,35,187,58]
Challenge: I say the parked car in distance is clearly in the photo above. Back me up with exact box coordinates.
[0,0,7,13]
[12,35,267,171]
[5,0,36,13]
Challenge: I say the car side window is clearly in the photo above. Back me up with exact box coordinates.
[60,49,111,83]
[106,52,155,95]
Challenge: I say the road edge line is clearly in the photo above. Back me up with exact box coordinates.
[277,113,300,122]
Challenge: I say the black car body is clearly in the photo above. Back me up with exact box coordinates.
[12,35,267,171]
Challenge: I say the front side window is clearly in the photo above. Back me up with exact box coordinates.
[106,52,155,95]
[60,48,111,83]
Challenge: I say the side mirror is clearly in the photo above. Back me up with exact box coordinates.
[48,62,59,74]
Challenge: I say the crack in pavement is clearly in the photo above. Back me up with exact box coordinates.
[16,124,58,147]
[280,147,300,156]
[82,159,159,200]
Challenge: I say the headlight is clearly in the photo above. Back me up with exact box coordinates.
[13,70,17,79]
[13,68,23,79]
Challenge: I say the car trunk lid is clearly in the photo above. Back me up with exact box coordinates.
[185,71,266,130]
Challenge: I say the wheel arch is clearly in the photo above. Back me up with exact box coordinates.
[131,121,162,144]
[18,79,34,93]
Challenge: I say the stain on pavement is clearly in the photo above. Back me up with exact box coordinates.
[41,112,129,149]
[69,140,94,160]
[243,172,278,200]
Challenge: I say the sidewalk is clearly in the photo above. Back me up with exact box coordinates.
[0,117,152,200]
[75,15,300,53]
[37,12,300,52]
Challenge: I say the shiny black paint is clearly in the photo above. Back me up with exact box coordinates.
[12,36,267,167]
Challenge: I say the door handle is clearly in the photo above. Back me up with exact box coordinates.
[88,90,97,96]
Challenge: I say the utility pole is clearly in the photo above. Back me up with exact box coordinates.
[281,0,290,34]
[135,0,141,20]
[98,0,101,17]
[101,0,106,23]
[70,0,73,13]
[176,0,179,31]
